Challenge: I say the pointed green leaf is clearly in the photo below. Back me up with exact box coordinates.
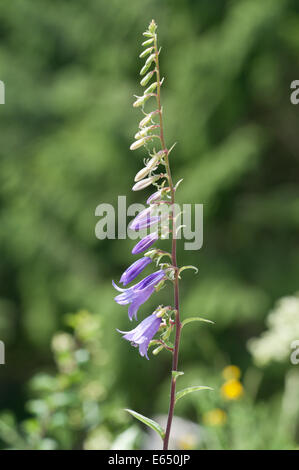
[175,386,213,403]
[125,409,165,439]
[181,317,214,328]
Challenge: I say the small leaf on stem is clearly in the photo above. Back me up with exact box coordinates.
[175,386,213,403]
[172,371,184,381]
[125,409,165,439]
[181,316,214,328]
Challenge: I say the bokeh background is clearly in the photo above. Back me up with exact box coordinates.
[0,0,299,450]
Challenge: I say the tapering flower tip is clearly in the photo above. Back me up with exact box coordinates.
[133,94,151,108]
[132,175,159,191]
[134,166,152,182]
[117,313,161,359]
[145,53,156,67]
[134,154,160,181]
[129,206,152,228]
[120,257,152,286]
[139,47,153,59]
[146,189,162,204]
[140,71,154,87]
[146,186,170,204]
[134,125,156,141]
[142,38,154,47]
[146,154,160,169]
[144,82,157,95]
[139,112,155,128]
[134,128,147,140]
[148,20,157,35]
[140,60,154,76]
[130,137,150,150]
[132,232,159,254]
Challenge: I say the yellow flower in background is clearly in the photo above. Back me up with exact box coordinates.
[177,433,197,450]
[203,408,227,427]
[222,365,241,381]
[221,379,244,400]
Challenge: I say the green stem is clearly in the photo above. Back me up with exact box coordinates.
[153,32,182,451]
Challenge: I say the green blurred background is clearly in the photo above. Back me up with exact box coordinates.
[0,0,299,450]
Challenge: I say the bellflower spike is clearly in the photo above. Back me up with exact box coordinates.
[118,313,162,359]
[112,20,209,450]
[132,232,158,254]
[120,257,152,286]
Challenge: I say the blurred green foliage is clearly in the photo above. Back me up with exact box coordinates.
[0,0,299,449]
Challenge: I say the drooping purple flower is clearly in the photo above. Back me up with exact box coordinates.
[120,257,152,286]
[132,232,158,254]
[129,207,160,231]
[117,313,162,359]
[113,270,165,320]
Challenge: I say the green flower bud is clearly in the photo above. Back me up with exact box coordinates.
[148,20,157,34]
[140,71,154,86]
[143,31,153,38]
[145,53,156,67]
[145,82,157,95]
[133,93,152,107]
[142,38,154,47]
[140,62,152,76]
[139,47,154,59]
[156,306,170,318]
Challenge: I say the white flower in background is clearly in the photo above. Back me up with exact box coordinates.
[248,294,299,366]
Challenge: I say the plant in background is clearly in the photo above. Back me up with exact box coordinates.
[0,311,121,450]
[112,20,213,450]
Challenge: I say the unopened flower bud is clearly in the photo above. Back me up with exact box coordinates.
[140,62,152,76]
[146,154,160,169]
[130,137,149,150]
[144,249,159,259]
[134,128,148,140]
[156,306,170,318]
[148,20,157,34]
[132,175,159,191]
[142,38,154,47]
[139,47,153,58]
[134,125,157,140]
[139,114,152,128]
[144,82,157,94]
[134,166,152,182]
[140,71,154,86]
[145,53,156,67]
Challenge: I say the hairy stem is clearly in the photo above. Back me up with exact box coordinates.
[153,33,182,451]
